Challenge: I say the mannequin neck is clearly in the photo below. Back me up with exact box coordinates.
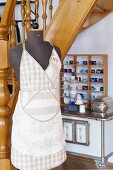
[27,30,43,44]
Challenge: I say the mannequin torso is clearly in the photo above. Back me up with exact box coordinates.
[10,31,67,170]
[9,30,61,84]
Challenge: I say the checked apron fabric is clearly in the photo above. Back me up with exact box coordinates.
[11,42,67,170]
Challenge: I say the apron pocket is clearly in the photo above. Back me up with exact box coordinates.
[20,90,60,121]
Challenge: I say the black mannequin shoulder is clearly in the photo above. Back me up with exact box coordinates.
[9,43,23,71]
[9,43,23,59]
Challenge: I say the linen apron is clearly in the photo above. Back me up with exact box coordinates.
[11,42,67,170]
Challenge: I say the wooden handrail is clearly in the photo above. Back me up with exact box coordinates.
[0,0,17,40]
[1,0,17,28]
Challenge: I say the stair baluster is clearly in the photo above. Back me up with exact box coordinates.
[12,69,16,95]
[21,0,25,41]
[35,0,39,24]
[10,12,16,47]
[49,0,53,20]
[42,0,47,31]
[10,11,17,95]
[8,26,12,48]
[26,0,31,36]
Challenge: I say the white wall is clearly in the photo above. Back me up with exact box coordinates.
[69,12,113,98]
[68,12,113,163]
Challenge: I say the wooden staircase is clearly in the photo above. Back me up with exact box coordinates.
[44,0,97,59]
[0,0,112,169]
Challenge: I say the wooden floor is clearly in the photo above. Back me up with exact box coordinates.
[12,154,113,170]
[53,154,113,170]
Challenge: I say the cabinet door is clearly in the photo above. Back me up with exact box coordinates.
[63,119,90,145]
[74,120,90,146]
[63,119,75,142]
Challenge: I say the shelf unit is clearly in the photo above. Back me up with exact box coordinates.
[60,54,108,107]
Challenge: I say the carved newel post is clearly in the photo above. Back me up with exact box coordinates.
[0,25,12,169]
[0,69,11,159]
